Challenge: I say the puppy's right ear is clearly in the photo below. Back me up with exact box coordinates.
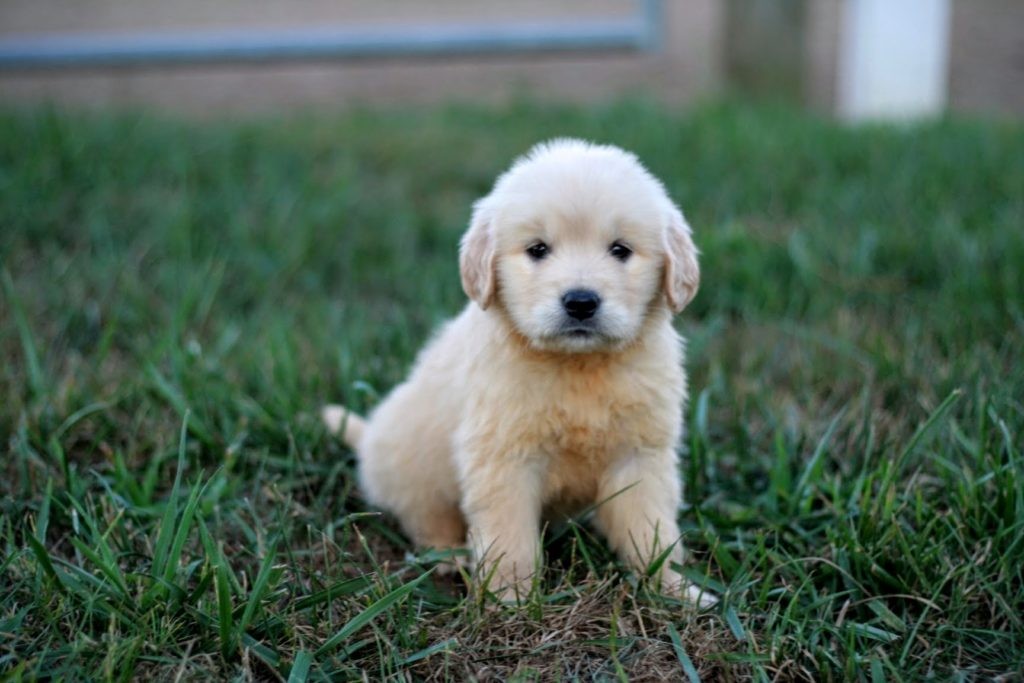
[459,201,497,309]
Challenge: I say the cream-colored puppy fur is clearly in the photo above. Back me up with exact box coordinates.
[324,139,714,606]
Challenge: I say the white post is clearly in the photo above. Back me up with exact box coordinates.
[837,0,952,121]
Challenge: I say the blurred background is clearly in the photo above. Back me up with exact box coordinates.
[1,0,1021,120]
[3,2,1024,680]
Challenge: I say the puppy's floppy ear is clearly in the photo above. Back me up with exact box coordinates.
[663,206,700,313]
[459,200,497,309]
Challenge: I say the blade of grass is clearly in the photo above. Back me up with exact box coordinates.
[294,576,373,611]
[873,390,962,518]
[236,539,281,637]
[724,606,749,643]
[666,623,702,683]
[315,571,432,657]
[287,651,313,683]
[145,412,194,608]
[151,412,189,582]
[146,366,213,445]
[199,519,237,661]
[65,495,128,596]
[161,477,210,589]
[769,430,792,513]
[397,639,457,666]
[1,267,46,399]
[36,479,53,543]
[53,401,112,441]
[69,538,129,600]
[25,533,64,593]
[793,409,846,514]
[216,553,235,660]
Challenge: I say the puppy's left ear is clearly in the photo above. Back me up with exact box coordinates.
[459,200,497,310]
[663,206,700,313]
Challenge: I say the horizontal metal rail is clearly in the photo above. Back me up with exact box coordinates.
[0,0,662,69]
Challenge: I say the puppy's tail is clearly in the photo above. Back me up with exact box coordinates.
[321,404,366,450]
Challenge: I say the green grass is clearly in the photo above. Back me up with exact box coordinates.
[1,100,1022,680]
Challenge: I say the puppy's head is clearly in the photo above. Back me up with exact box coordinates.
[460,139,699,353]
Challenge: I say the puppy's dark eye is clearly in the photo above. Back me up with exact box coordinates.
[609,241,632,262]
[526,242,550,261]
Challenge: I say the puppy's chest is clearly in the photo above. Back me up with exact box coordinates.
[530,368,671,502]
[544,391,631,458]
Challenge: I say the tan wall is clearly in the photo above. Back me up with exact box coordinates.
[0,0,725,114]
[803,0,841,114]
[2,0,1020,117]
[948,0,1024,118]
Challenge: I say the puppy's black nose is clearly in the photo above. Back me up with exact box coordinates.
[562,289,601,321]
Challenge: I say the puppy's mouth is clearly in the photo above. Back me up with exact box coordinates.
[542,323,616,348]
[525,312,628,352]
[531,325,625,354]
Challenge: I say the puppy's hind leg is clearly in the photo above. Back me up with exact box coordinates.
[356,403,468,569]
[395,499,468,573]
[370,478,468,575]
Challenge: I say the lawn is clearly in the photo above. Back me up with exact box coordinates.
[1,101,1022,681]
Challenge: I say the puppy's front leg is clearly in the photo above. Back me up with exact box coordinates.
[595,450,716,607]
[460,455,544,600]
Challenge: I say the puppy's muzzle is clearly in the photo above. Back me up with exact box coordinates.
[562,289,601,321]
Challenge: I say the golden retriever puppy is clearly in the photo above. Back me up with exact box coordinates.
[324,139,714,606]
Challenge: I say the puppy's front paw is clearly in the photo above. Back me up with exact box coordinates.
[474,558,536,604]
[658,572,718,608]
[680,581,718,608]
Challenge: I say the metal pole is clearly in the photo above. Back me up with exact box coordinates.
[0,2,662,69]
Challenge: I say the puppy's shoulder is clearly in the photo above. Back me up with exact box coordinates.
[412,304,500,372]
